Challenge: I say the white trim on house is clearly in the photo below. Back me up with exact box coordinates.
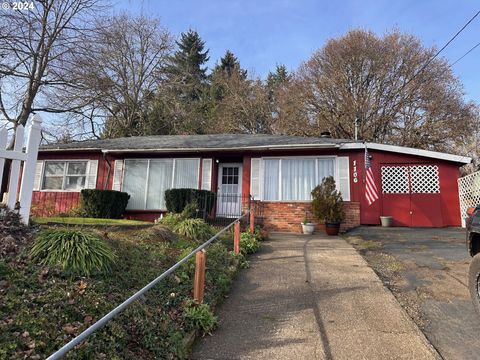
[253,155,350,202]
[35,159,97,192]
[340,142,471,164]
[41,140,471,165]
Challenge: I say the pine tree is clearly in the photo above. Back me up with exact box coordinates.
[267,64,290,91]
[159,29,210,133]
[214,50,247,79]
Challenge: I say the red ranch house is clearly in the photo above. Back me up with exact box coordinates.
[31,134,471,231]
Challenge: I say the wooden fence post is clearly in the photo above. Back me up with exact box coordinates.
[193,249,206,303]
[234,221,240,254]
[19,115,42,225]
[249,210,255,234]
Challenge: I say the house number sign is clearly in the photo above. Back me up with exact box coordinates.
[352,160,358,183]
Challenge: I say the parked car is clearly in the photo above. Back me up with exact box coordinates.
[466,206,480,314]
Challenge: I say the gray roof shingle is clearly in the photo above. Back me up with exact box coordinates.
[40,134,359,152]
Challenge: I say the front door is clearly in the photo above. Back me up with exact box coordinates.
[217,163,243,217]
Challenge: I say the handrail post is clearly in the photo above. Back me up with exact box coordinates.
[234,221,240,254]
[193,249,206,303]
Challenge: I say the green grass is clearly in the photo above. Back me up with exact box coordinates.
[33,217,150,226]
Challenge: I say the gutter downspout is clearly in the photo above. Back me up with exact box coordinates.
[103,153,111,190]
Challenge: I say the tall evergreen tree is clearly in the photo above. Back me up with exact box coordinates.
[214,50,247,79]
[267,64,290,90]
[157,29,210,134]
[165,29,209,101]
[210,50,247,102]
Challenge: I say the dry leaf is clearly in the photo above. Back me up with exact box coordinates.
[63,324,76,335]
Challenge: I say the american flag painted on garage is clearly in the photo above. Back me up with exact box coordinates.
[364,144,379,205]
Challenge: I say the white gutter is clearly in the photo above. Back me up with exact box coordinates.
[340,142,472,164]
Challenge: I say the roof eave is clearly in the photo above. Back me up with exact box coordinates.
[340,142,472,165]
[99,143,341,153]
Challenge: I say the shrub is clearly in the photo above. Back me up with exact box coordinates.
[240,232,260,255]
[254,226,269,241]
[173,218,214,242]
[165,188,215,214]
[80,189,130,219]
[160,213,184,228]
[182,299,217,335]
[30,228,116,276]
[181,202,199,219]
[0,205,31,261]
[311,176,345,224]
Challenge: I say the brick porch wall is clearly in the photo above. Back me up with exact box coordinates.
[255,201,360,233]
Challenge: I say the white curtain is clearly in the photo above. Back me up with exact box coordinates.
[174,159,199,188]
[123,160,148,210]
[263,159,280,200]
[282,159,316,200]
[147,160,173,209]
[318,159,335,183]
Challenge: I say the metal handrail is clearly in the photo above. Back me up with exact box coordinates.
[47,211,250,360]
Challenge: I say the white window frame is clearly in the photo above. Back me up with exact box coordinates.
[258,155,349,201]
[40,160,90,192]
[122,158,201,210]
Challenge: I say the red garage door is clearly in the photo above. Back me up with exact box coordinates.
[381,165,442,227]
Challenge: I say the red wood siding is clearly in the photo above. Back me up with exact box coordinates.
[33,147,464,228]
[347,149,462,227]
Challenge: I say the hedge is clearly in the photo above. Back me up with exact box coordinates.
[165,188,216,214]
[80,189,130,219]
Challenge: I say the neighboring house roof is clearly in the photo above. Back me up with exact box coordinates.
[39,134,472,165]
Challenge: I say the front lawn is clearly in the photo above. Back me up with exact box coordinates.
[1,212,261,359]
[32,216,150,226]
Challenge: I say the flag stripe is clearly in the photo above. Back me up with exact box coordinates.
[364,145,379,205]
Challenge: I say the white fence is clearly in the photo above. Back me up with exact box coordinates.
[458,169,480,227]
[0,115,42,224]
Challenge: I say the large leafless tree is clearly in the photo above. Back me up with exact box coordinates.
[0,0,102,146]
[59,14,173,139]
[276,30,476,152]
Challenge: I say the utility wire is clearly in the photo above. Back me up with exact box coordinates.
[451,40,480,66]
[404,10,480,87]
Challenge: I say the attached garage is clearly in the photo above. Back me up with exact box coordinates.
[344,143,471,228]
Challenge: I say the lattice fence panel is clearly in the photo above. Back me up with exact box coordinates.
[381,166,409,194]
[458,170,480,227]
[410,165,440,194]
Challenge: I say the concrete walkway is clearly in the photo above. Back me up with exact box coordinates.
[191,233,439,360]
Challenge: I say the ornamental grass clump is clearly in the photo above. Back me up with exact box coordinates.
[173,218,214,242]
[30,228,116,276]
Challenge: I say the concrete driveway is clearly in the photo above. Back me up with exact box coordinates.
[346,227,480,360]
[192,232,437,359]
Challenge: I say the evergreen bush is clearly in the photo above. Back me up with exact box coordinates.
[165,188,215,214]
[80,189,130,219]
[311,176,345,224]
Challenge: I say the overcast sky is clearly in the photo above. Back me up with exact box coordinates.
[117,0,480,103]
